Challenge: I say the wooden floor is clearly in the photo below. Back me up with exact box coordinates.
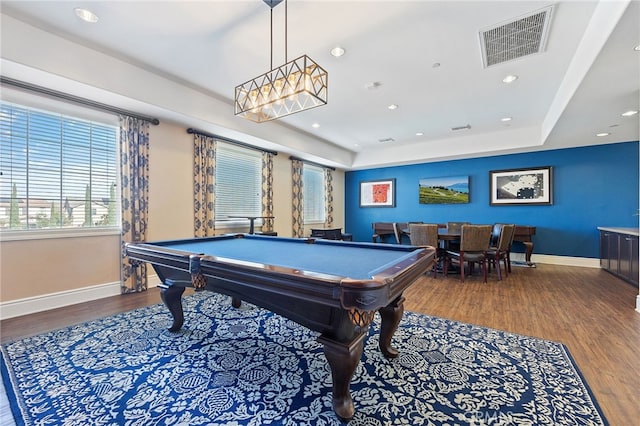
[2,264,639,424]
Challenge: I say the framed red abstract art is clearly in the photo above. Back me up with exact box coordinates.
[359,178,396,208]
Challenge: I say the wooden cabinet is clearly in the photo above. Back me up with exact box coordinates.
[619,233,639,284]
[599,230,618,271]
[598,227,639,286]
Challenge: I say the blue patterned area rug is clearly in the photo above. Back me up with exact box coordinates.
[2,291,607,425]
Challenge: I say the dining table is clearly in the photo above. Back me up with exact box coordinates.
[399,225,460,244]
[435,228,461,242]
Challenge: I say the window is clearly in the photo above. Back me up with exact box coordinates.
[214,142,262,224]
[0,101,119,234]
[303,164,326,223]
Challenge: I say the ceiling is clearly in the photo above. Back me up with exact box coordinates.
[1,0,638,170]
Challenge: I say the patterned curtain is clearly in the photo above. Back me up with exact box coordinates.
[120,116,150,294]
[324,168,334,228]
[193,134,217,237]
[291,159,305,238]
[261,152,274,232]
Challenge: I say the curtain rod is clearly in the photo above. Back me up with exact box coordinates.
[187,128,278,156]
[289,155,335,171]
[0,76,160,125]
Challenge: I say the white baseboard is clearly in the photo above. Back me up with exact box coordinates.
[0,275,162,320]
[0,281,122,320]
[510,252,600,268]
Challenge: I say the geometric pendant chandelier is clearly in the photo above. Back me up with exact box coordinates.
[234,0,328,123]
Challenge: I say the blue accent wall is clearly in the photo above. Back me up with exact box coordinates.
[345,141,639,258]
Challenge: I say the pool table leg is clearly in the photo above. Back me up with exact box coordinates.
[318,332,366,422]
[160,285,186,332]
[378,296,405,358]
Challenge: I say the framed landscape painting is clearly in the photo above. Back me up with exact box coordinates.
[359,179,395,207]
[419,176,469,204]
[490,166,553,205]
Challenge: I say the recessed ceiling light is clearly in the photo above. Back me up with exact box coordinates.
[596,132,610,137]
[622,110,638,117]
[416,132,424,136]
[502,75,518,84]
[501,117,512,122]
[634,44,640,51]
[432,62,441,68]
[388,104,398,110]
[74,7,99,23]
[330,46,345,57]
[311,123,320,128]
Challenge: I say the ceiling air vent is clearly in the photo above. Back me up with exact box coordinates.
[451,124,471,132]
[479,5,554,68]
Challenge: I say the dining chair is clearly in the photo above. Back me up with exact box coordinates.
[392,222,407,244]
[447,222,470,233]
[490,223,503,248]
[408,223,440,277]
[371,222,395,243]
[487,224,516,281]
[505,225,517,273]
[393,221,423,244]
[444,224,492,283]
[445,221,470,251]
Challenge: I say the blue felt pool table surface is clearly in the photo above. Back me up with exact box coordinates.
[154,235,420,280]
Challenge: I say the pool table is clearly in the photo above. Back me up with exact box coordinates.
[125,234,434,421]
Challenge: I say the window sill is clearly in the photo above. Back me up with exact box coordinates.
[0,227,121,242]
[215,219,263,230]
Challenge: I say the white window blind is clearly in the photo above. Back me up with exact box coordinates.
[0,102,119,233]
[214,142,262,222]
[303,164,326,223]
